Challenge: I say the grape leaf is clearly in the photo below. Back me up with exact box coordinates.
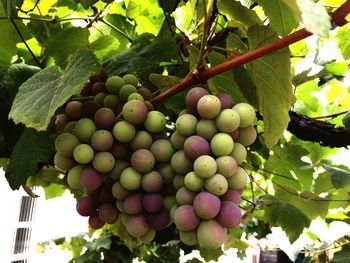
[261,194,310,243]
[199,247,223,262]
[247,25,293,148]
[43,183,66,200]
[9,50,100,131]
[336,24,350,60]
[217,0,261,27]
[333,245,350,263]
[6,128,54,190]
[324,164,350,189]
[0,158,9,171]
[255,0,299,36]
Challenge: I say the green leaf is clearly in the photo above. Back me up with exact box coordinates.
[217,0,261,27]
[6,128,54,190]
[275,186,329,220]
[261,194,311,243]
[188,45,200,72]
[247,25,293,148]
[45,27,90,68]
[199,247,223,262]
[43,183,66,199]
[90,35,120,62]
[314,172,333,194]
[226,33,248,53]
[343,111,350,128]
[325,62,349,76]
[333,245,350,263]
[336,24,350,60]
[324,164,350,189]
[0,158,9,171]
[9,50,100,131]
[295,80,319,112]
[256,0,299,36]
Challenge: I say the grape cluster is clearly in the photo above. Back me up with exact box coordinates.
[170,87,257,249]
[54,70,257,248]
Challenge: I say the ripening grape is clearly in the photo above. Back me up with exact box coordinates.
[55,132,80,157]
[137,87,152,100]
[67,164,84,189]
[106,76,125,95]
[233,103,256,128]
[221,189,241,204]
[119,84,137,102]
[173,175,185,190]
[197,219,227,249]
[171,150,193,175]
[130,149,155,173]
[142,171,163,193]
[197,95,221,119]
[175,114,198,136]
[216,201,242,228]
[75,118,97,142]
[92,152,115,173]
[55,114,70,132]
[193,155,217,179]
[183,135,210,160]
[216,156,238,178]
[76,196,96,217]
[205,173,228,196]
[215,109,240,133]
[174,205,200,231]
[144,111,166,133]
[131,130,153,150]
[65,101,82,120]
[123,74,139,86]
[90,130,113,151]
[179,230,198,246]
[150,139,175,162]
[120,167,142,190]
[210,133,234,157]
[91,82,106,95]
[236,126,257,146]
[217,93,234,109]
[73,144,94,164]
[157,163,175,184]
[229,129,239,141]
[227,167,248,189]
[94,107,116,129]
[193,192,221,219]
[126,214,150,237]
[109,160,129,180]
[184,171,204,192]
[170,131,187,150]
[123,192,143,215]
[176,186,196,205]
[98,203,119,224]
[112,121,136,142]
[230,143,247,165]
[122,100,148,124]
[54,152,76,171]
[112,181,130,200]
[142,193,163,213]
[196,119,217,140]
[185,87,209,114]
[80,166,102,190]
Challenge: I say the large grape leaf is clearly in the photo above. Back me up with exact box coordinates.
[247,25,293,148]
[261,195,311,243]
[9,50,100,131]
[323,164,350,189]
[255,0,299,36]
[336,24,350,60]
[6,128,54,190]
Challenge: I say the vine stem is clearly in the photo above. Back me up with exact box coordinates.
[150,0,350,105]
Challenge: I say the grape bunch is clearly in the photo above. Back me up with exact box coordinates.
[169,87,257,249]
[53,69,257,249]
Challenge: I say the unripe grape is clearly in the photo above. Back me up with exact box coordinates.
[210,133,234,157]
[90,130,113,151]
[171,150,193,175]
[73,144,94,164]
[175,114,198,136]
[163,196,177,211]
[94,92,108,106]
[131,130,153,150]
[233,103,256,127]
[92,152,115,173]
[205,173,228,196]
[119,84,137,101]
[216,201,241,228]
[54,152,76,171]
[123,73,139,86]
[217,93,234,109]
[94,107,116,129]
[184,171,204,192]
[215,109,240,133]
[112,121,136,142]
[128,92,144,101]
[55,132,80,157]
[193,155,217,179]
[120,167,142,190]
[185,87,209,114]
[173,175,185,190]
[170,131,187,150]
[197,95,221,119]
[193,191,221,219]
[230,143,247,165]
[236,126,257,146]
[183,135,210,160]
[196,119,217,140]
[75,118,97,142]
[122,100,148,124]
[131,149,155,173]
[65,101,82,120]
[106,76,125,95]
[197,220,227,249]
[157,163,175,184]
[103,94,120,110]
[174,205,200,231]
[216,156,238,178]
[176,186,196,205]
[150,139,175,162]
[144,111,166,133]
[227,167,248,189]
[67,164,84,189]
[179,230,198,246]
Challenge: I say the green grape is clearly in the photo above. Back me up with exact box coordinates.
[205,173,228,196]
[144,111,166,133]
[123,74,139,86]
[196,119,217,140]
[112,121,136,142]
[55,132,80,157]
[119,84,137,102]
[128,92,144,101]
[184,171,204,192]
[233,103,256,128]
[73,144,94,164]
[193,155,217,179]
[197,95,221,119]
[92,152,115,173]
[106,76,125,95]
[230,143,247,165]
[227,167,248,189]
[103,94,120,111]
[67,164,84,189]
[215,109,240,133]
[210,133,234,157]
[175,114,198,136]
[236,125,257,146]
[120,167,142,190]
[75,118,97,142]
[197,220,227,249]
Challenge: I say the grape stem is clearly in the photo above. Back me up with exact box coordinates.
[150,0,350,105]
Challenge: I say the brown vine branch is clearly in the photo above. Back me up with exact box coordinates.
[150,0,350,105]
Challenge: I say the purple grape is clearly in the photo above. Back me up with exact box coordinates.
[220,189,241,204]
[76,196,97,217]
[193,191,221,219]
[173,205,200,231]
[123,192,143,215]
[146,208,170,231]
[89,214,105,229]
[98,203,119,224]
[217,93,234,109]
[216,201,241,228]
[185,87,209,114]
[183,135,210,160]
[142,193,163,213]
[80,167,102,191]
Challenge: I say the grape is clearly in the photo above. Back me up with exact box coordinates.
[150,139,175,162]
[163,196,177,211]
[103,94,120,110]
[81,82,92,96]
[184,171,204,192]
[97,183,115,203]
[75,118,97,142]
[173,175,185,190]
[131,149,155,173]
[216,156,238,178]
[227,167,248,189]
[229,129,239,141]
[179,230,197,246]
[230,143,246,165]
[94,107,116,129]
[185,87,209,114]
[217,93,234,109]
[55,114,70,132]
[173,205,200,231]
[131,130,153,150]
[196,119,217,140]
[128,92,144,101]
[106,76,125,95]
[65,101,82,120]
[76,196,96,217]
[146,208,170,231]
[157,163,175,184]
[144,101,154,111]
[92,152,115,173]
[81,100,101,118]
[183,135,210,160]
[99,68,108,82]
[175,114,198,136]
[138,228,156,244]
[144,111,166,133]
[63,121,77,133]
[73,144,94,164]
[221,189,241,204]
[123,74,139,86]
[112,181,129,200]
[171,150,193,175]
[137,87,152,100]
[126,214,149,237]
[112,121,136,142]
[170,131,187,150]
[94,92,108,106]
[236,126,257,146]
[197,219,227,249]
[98,203,119,224]
[55,132,80,157]
[67,164,84,189]
[89,74,99,84]
[142,171,163,192]
[216,201,241,228]
[123,192,143,214]
[215,109,240,133]
[210,133,234,157]
[179,109,190,116]
[193,155,217,179]
[91,82,106,95]
[143,193,163,213]
[120,167,142,190]
[80,166,102,190]
[193,192,221,219]
[89,214,105,229]
[233,103,256,128]
[205,174,228,196]
[109,160,129,180]
[54,153,76,171]
[176,186,196,205]
[197,95,221,119]
[90,130,113,151]
[119,84,137,102]
[122,100,148,124]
